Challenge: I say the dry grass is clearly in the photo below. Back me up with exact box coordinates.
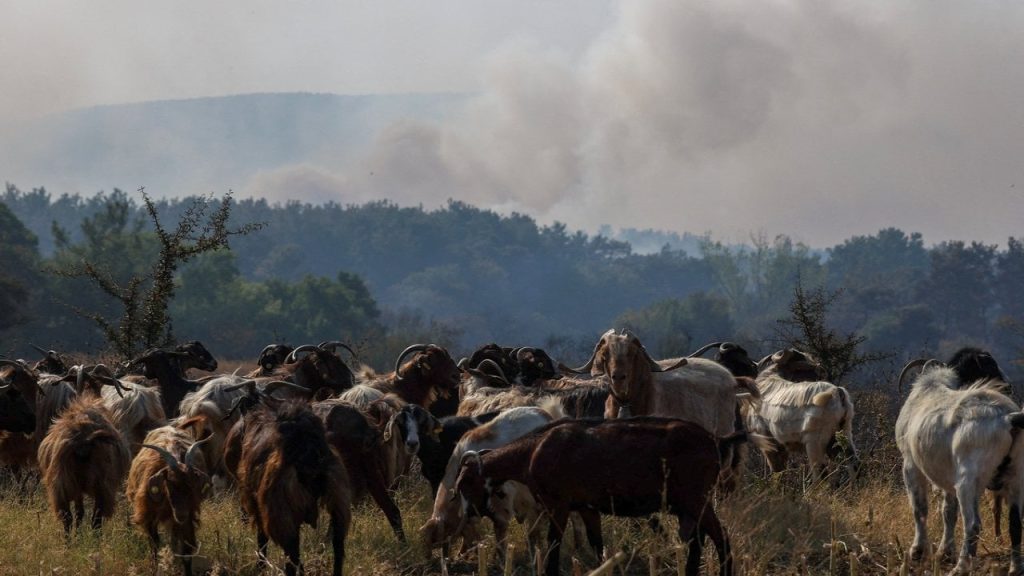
[0,455,1018,576]
[0,382,1017,574]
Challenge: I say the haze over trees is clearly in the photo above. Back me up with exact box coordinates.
[1,184,1020,383]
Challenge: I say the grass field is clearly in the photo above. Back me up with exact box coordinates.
[0,453,1016,575]
[0,390,1017,575]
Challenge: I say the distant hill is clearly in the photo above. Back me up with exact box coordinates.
[0,92,463,197]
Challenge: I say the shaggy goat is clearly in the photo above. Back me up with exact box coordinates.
[37,397,130,534]
[896,363,1024,574]
[749,348,857,481]
[236,400,351,576]
[126,424,211,576]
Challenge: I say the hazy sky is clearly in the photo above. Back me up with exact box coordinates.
[3,0,1023,247]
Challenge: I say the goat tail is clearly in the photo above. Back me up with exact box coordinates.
[812,388,842,408]
[734,376,761,400]
[536,396,566,421]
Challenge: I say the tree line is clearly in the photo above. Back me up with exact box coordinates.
[0,184,1020,382]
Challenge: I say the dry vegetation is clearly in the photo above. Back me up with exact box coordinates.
[0,385,1018,575]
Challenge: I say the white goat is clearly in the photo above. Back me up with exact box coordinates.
[749,348,857,480]
[896,362,1024,574]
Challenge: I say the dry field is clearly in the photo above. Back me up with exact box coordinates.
[0,391,1017,575]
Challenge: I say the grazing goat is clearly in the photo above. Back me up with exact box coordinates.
[37,397,130,534]
[0,359,77,449]
[126,424,211,576]
[455,417,742,576]
[414,411,500,496]
[564,330,754,491]
[236,400,351,576]
[420,403,563,558]
[896,362,1024,574]
[363,344,461,413]
[74,364,167,456]
[313,399,407,541]
[749,348,857,481]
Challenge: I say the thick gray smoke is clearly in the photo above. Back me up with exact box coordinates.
[249,0,1024,246]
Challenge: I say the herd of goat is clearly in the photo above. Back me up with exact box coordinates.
[0,332,1017,575]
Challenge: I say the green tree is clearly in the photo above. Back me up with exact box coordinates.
[616,292,735,358]
[776,275,889,382]
[0,201,40,338]
[52,189,260,359]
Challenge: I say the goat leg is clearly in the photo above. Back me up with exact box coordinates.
[1010,501,1022,575]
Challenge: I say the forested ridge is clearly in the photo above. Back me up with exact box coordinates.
[1,184,1021,380]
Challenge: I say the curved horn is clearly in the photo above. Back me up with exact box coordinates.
[318,341,358,359]
[0,359,26,371]
[476,359,510,384]
[184,435,211,469]
[459,450,483,472]
[457,357,470,370]
[75,364,87,392]
[688,342,724,358]
[141,444,180,470]
[263,380,312,396]
[224,380,258,393]
[394,344,430,375]
[286,344,319,363]
[515,347,536,364]
[30,343,58,357]
[257,344,278,359]
[897,358,934,395]
[564,329,614,374]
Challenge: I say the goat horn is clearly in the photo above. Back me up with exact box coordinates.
[258,344,278,358]
[688,342,724,358]
[286,344,319,363]
[142,444,181,470]
[394,344,430,375]
[0,359,25,370]
[457,357,470,369]
[630,337,673,373]
[318,341,358,359]
[459,450,483,472]
[263,380,311,396]
[564,329,614,374]
[223,380,258,393]
[515,347,536,364]
[476,359,510,384]
[75,364,87,392]
[897,358,936,394]
[30,344,58,357]
[184,435,211,469]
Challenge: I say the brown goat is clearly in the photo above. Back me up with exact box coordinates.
[455,417,744,576]
[126,423,211,576]
[363,344,461,411]
[313,398,408,541]
[236,400,351,576]
[37,397,130,534]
